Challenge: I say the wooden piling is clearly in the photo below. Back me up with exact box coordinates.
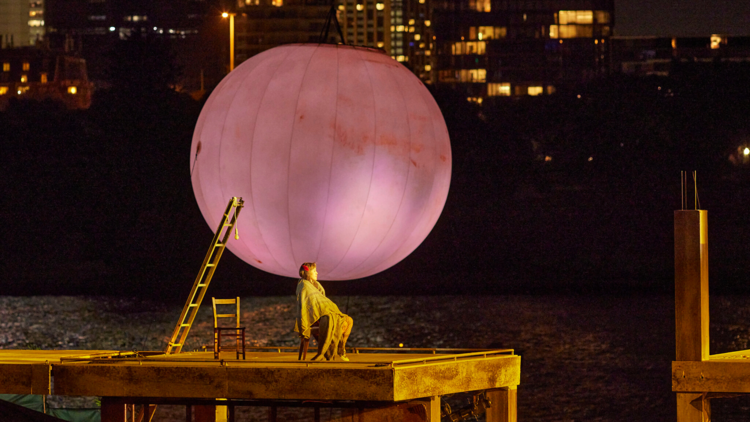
[674,210,710,422]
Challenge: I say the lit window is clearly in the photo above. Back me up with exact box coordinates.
[487,83,511,96]
[424,50,430,56]
[28,20,44,26]
[409,27,415,32]
[377,41,384,48]
[88,15,106,20]
[419,0,424,3]
[272,0,282,7]
[471,0,490,12]
[68,86,77,94]
[558,10,593,24]
[17,86,29,94]
[40,73,47,83]
[2,63,8,72]
[396,25,404,32]
[549,25,558,38]
[547,85,556,94]
[20,75,28,83]
[414,34,421,41]
[424,20,430,27]
[408,19,415,25]
[425,64,431,71]
[456,69,486,82]
[528,86,543,96]
[0,87,7,95]
[356,4,363,11]
[711,35,723,49]
[467,97,483,104]
[451,41,485,55]
[376,3,384,10]
[595,11,611,23]
[22,62,29,71]
[391,25,395,31]
[397,55,405,61]
[338,4,344,9]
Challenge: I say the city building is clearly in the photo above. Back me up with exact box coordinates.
[431,0,614,99]
[338,0,433,81]
[0,47,93,109]
[1,0,43,47]
[233,0,335,64]
[43,0,226,92]
[611,35,750,77]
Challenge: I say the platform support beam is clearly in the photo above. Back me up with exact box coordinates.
[425,396,440,422]
[675,210,709,362]
[486,387,517,422]
[677,393,710,422]
[675,210,710,422]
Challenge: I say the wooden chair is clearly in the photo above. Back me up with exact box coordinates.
[298,321,319,360]
[212,297,246,360]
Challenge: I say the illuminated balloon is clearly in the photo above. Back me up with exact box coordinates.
[190,44,451,280]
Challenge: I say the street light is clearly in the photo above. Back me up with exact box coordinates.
[222,12,236,72]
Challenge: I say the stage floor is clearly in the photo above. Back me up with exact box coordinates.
[0,348,520,402]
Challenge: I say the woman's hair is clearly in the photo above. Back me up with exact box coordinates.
[299,262,317,280]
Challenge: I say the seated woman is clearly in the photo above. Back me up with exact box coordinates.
[294,262,353,361]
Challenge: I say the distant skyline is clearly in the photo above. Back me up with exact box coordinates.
[615,0,750,37]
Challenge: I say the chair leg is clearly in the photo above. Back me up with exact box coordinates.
[299,337,309,360]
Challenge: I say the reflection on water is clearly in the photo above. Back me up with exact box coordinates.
[2,295,750,421]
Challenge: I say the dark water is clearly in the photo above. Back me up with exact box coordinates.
[2,294,750,421]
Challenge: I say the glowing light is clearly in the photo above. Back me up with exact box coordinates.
[356,4,363,11]
[20,75,27,83]
[424,20,430,27]
[0,87,7,95]
[588,156,593,161]
[545,156,553,162]
[744,148,749,156]
[222,12,229,18]
[376,3,384,10]
[109,26,115,31]
[399,343,404,347]
[68,86,77,94]
[414,34,421,41]
[191,44,452,280]
[425,64,431,71]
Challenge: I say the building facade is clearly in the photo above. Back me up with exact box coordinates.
[234,0,334,64]
[432,0,614,99]
[0,47,93,109]
[338,0,432,81]
[43,0,226,91]
[611,35,750,77]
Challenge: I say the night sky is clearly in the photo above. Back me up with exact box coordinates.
[616,0,750,37]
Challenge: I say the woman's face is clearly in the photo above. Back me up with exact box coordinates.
[310,267,318,282]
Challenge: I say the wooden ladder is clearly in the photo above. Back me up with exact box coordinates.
[165,197,244,355]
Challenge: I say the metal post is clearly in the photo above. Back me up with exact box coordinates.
[229,14,235,72]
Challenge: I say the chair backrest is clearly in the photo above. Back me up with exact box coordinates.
[212,297,241,328]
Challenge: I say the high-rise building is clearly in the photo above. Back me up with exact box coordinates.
[29,0,43,45]
[234,0,335,64]
[0,0,30,47]
[432,0,614,99]
[338,0,432,81]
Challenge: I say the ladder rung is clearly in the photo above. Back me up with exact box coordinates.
[214,243,223,248]
[207,264,215,267]
[169,343,182,347]
[180,324,190,327]
[189,304,198,307]
[197,284,206,287]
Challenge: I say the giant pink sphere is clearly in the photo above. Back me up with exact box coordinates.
[190,44,451,280]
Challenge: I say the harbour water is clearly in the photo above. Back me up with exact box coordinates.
[2,294,750,421]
